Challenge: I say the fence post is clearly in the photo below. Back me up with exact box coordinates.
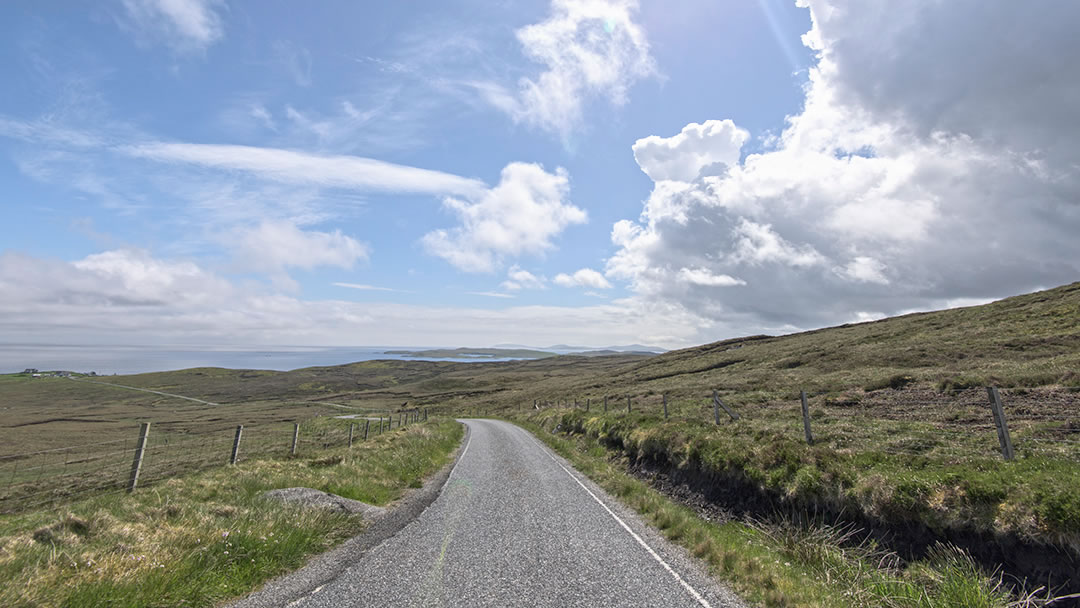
[800,391,814,445]
[627,395,632,414]
[127,422,151,493]
[574,400,579,409]
[713,389,740,422]
[291,423,300,456]
[987,387,1014,461]
[349,423,355,448]
[586,398,590,412]
[604,396,608,412]
[663,394,668,419]
[230,425,244,464]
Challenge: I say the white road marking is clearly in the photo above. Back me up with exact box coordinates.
[448,422,474,481]
[519,425,715,608]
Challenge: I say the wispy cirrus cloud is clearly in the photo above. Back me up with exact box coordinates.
[123,142,487,197]
[119,0,226,52]
[333,282,404,293]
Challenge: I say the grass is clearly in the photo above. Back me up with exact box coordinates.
[515,416,1021,608]
[4,281,1079,602]
[520,406,1080,553]
[0,418,463,608]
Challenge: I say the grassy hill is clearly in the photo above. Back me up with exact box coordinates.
[3,281,1079,598]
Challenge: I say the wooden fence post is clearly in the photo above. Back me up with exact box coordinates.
[291,423,300,456]
[586,398,590,412]
[800,391,814,445]
[663,394,668,419]
[231,425,244,464]
[626,395,632,414]
[987,387,1014,460]
[127,422,151,493]
[364,419,370,441]
[604,396,608,412]
[713,390,739,422]
[348,423,355,448]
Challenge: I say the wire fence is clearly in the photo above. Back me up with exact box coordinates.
[0,408,427,514]
[505,387,1080,463]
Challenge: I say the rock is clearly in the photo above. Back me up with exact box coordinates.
[262,487,386,518]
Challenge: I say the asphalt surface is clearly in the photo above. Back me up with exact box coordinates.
[291,419,745,608]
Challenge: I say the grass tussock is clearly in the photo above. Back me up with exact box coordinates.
[0,418,463,608]
[516,417,1066,608]
[531,408,1080,554]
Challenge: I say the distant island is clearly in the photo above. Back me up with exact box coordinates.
[383,347,557,359]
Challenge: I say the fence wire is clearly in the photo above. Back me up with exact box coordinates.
[0,409,425,514]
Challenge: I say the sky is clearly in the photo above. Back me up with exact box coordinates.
[0,0,1078,350]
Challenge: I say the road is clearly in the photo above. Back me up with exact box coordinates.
[290,419,745,608]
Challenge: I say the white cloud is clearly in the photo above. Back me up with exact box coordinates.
[0,250,710,349]
[468,291,516,299]
[230,220,368,275]
[482,0,656,139]
[422,162,587,272]
[332,283,400,292]
[730,220,825,268]
[554,268,612,289]
[605,0,1080,335]
[501,266,547,290]
[249,104,277,131]
[676,268,745,287]
[120,0,225,51]
[632,120,749,182]
[124,142,487,197]
[837,256,888,285]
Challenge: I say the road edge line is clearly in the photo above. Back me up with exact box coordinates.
[522,427,715,608]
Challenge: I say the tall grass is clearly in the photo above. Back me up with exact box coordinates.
[0,418,463,608]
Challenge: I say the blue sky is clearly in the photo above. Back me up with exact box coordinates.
[1,1,1077,349]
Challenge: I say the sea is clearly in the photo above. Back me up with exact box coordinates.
[0,344,538,376]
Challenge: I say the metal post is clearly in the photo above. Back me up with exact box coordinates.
[291,423,300,456]
[127,422,150,493]
[663,394,668,419]
[230,425,243,464]
[800,391,814,445]
[987,387,1014,460]
[364,419,370,441]
[348,423,355,448]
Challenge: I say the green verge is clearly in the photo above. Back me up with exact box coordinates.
[523,407,1080,554]
[512,415,1017,608]
[0,418,463,608]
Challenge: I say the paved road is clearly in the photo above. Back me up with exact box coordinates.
[295,419,745,608]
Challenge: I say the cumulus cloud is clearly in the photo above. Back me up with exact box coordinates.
[502,266,547,290]
[422,162,587,272]
[230,220,369,275]
[480,0,656,139]
[607,0,1080,335]
[676,268,745,288]
[120,0,226,51]
[632,120,749,182]
[554,268,612,289]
